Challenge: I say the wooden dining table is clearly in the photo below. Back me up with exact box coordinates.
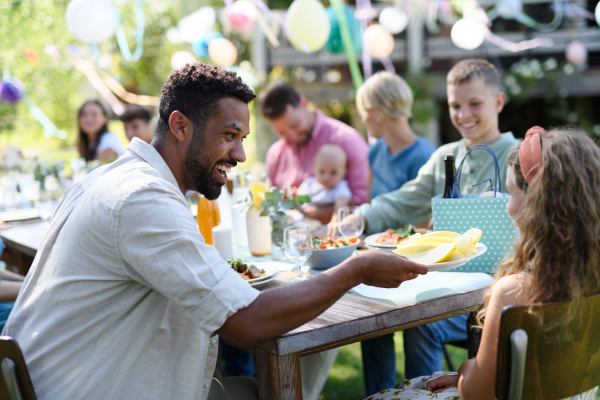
[0,220,488,400]
[223,269,487,400]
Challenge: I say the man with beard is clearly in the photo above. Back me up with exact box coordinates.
[3,63,427,400]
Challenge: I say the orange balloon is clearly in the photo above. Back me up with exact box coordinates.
[208,38,238,66]
[363,24,394,58]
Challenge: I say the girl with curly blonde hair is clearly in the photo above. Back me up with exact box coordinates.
[365,127,600,400]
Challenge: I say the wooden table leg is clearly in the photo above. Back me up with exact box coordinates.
[256,349,302,400]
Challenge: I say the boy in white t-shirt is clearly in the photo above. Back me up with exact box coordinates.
[298,144,352,224]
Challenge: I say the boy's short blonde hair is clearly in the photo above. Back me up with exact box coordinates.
[356,71,413,119]
[447,59,501,93]
[315,144,347,167]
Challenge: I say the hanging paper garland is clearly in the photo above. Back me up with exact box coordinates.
[566,40,587,67]
[115,0,145,62]
[1,74,68,139]
[329,0,363,89]
[325,6,361,55]
[363,24,394,58]
[228,0,257,32]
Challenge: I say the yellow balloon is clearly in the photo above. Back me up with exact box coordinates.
[208,38,238,66]
[285,0,331,53]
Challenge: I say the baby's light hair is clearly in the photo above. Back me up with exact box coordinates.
[356,71,413,120]
[314,144,347,168]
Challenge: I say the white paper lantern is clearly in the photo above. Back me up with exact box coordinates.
[566,40,587,67]
[285,0,331,53]
[171,51,197,70]
[595,1,600,27]
[178,6,216,44]
[451,19,486,50]
[378,7,408,35]
[497,0,523,19]
[66,0,119,44]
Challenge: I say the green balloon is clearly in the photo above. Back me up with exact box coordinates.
[325,6,361,54]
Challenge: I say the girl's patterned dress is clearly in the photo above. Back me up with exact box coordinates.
[363,371,598,400]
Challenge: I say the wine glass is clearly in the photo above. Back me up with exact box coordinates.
[284,225,313,283]
[337,206,365,238]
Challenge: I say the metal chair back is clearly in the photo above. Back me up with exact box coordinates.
[0,337,36,400]
[495,291,600,400]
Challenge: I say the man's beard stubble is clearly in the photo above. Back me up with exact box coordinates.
[184,127,237,200]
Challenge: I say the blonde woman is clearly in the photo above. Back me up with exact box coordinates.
[356,71,435,201]
[355,71,436,396]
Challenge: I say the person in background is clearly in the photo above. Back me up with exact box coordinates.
[365,128,599,400]
[356,71,435,201]
[0,239,25,332]
[350,70,437,394]
[77,99,124,163]
[120,105,154,144]
[298,144,352,224]
[259,82,369,224]
[334,59,518,395]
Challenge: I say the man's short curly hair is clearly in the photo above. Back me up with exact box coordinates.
[155,62,256,140]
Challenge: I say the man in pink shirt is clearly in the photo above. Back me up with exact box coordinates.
[259,82,369,224]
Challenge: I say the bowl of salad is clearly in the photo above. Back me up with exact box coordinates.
[306,236,360,270]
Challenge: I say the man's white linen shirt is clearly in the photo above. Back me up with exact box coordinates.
[3,138,260,400]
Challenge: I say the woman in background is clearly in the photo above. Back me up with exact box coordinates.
[356,71,435,202]
[77,100,124,162]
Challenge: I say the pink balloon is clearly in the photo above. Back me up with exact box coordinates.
[566,40,587,67]
[363,24,394,58]
[208,38,238,66]
[228,0,257,31]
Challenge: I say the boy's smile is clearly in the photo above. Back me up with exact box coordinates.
[447,77,505,148]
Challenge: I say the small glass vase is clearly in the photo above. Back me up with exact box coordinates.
[270,214,287,260]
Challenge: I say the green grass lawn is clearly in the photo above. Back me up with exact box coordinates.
[318,331,468,400]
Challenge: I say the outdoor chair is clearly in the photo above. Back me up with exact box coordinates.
[0,336,36,400]
[495,291,600,400]
[442,311,481,371]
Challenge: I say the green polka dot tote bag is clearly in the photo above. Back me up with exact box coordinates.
[431,145,517,273]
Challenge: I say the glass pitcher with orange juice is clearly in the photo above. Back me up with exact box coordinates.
[197,195,220,245]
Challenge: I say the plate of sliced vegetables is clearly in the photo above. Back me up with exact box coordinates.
[393,228,486,271]
[364,225,417,248]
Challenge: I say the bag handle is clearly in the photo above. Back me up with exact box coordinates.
[455,144,502,196]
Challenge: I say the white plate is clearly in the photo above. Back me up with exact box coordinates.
[247,264,280,287]
[426,243,487,271]
[364,232,406,249]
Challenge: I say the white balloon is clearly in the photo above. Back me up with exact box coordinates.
[171,51,197,70]
[566,40,587,67]
[178,6,216,44]
[285,0,331,53]
[378,7,408,35]
[497,0,523,19]
[451,19,486,50]
[66,0,119,44]
[166,27,183,45]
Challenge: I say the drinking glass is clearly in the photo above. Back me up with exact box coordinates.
[337,206,365,238]
[284,225,312,283]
